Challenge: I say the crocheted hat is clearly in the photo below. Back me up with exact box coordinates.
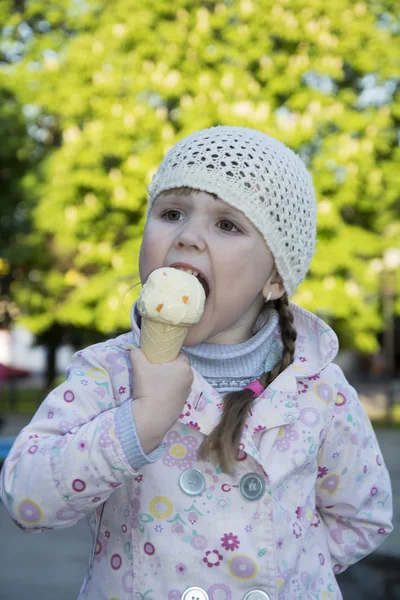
[147,126,317,297]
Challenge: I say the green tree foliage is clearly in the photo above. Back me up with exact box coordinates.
[1,0,399,352]
[0,82,42,329]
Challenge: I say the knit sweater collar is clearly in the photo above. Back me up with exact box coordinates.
[181,307,280,390]
[132,303,281,392]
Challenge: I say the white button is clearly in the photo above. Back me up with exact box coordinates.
[239,472,266,501]
[242,590,272,600]
[181,586,209,600]
[179,469,206,496]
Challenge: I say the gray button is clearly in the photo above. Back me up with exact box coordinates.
[181,586,209,600]
[179,469,206,496]
[239,472,266,501]
[242,590,272,600]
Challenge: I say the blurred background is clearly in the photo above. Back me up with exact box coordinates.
[0,0,399,598]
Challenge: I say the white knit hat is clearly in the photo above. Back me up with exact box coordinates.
[147,126,317,297]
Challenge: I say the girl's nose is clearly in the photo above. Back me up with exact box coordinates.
[175,223,206,252]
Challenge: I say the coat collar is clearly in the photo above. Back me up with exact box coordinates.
[129,302,339,466]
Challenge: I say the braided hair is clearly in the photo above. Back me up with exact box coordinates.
[198,293,297,474]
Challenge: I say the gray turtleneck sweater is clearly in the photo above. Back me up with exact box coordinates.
[115,307,282,470]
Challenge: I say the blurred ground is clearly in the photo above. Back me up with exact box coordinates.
[0,382,399,599]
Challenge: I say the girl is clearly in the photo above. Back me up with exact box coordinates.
[0,126,392,600]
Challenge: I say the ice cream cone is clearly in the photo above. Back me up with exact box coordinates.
[137,267,206,363]
[140,318,188,364]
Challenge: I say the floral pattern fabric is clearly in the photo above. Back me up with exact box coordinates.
[0,303,393,600]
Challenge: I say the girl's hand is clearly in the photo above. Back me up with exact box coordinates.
[129,348,194,454]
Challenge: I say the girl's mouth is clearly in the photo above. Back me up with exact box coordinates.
[170,264,210,298]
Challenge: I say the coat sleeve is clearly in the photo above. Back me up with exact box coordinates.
[0,344,139,533]
[316,364,393,574]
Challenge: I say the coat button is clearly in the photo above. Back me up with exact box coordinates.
[242,590,272,600]
[239,472,266,501]
[181,586,210,600]
[179,469,206,496]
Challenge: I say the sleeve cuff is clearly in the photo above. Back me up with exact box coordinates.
[115,399,165,470]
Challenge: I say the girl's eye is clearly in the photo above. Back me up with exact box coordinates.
[218,219,239,233]
[163,209,183,222]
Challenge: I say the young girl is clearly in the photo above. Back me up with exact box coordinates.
[0,126,392,600]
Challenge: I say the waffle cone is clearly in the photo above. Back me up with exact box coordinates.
[140,318,188,363]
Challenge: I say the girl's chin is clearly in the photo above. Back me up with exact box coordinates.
[182,326,206,347]
[182,318,218,346]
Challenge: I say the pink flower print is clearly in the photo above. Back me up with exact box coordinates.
[295,506,303,520]
[307,373,320,381]
[188,421,200,431]
[311,512,321,528]
[188,511,198,525]
[378,528,387,534]
[299,357,307,363]
[175,562,187,575]
[253,425,267,435]
[92,496,101,503]
[298,380,309,394]
[276,425,299,452]
[318,466,328,479]
[292,522,302,539]
[245,525,253,533]
[78,440,88,452]
[105,530,111,539]
[134,474,143,482]
[276,538,284,549]
[191,534,207,550]
[179,402,192,419]
[119,386,126,395]
[162,430,199,471]
[203,549,223,568]
[220,532,240,551]
[363,465,368,474]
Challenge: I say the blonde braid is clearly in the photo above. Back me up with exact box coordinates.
[198,293,296,474]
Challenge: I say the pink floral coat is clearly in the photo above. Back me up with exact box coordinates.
[0,304,393,600]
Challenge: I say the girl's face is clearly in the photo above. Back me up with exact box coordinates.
[139,190,284,345]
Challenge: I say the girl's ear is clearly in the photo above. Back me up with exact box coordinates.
[262,270,285,301]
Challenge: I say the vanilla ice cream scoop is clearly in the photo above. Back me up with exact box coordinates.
[137,267,206,363]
